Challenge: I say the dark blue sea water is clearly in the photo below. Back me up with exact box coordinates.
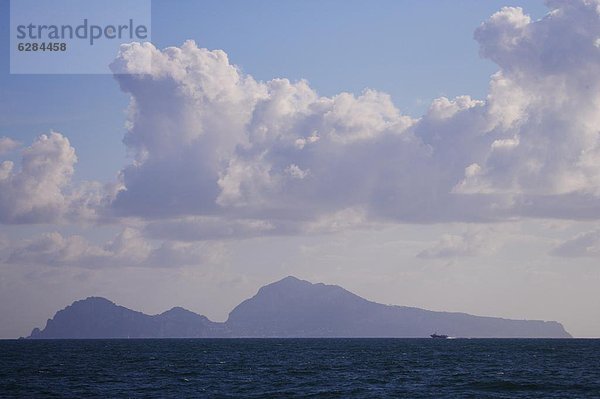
[1,339,599,398]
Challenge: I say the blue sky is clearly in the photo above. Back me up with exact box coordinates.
[1,0,547,182]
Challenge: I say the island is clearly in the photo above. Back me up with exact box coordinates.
[28,276,571,339]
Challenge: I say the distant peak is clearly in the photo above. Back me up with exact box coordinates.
[162,306,194,315]
[277,275,314,284]
[243,277,309,299]
[76,297,115,306]
[261,276,312,290]
[279,276,304,283]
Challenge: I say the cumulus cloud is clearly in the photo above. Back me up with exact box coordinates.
[0,133,77,223]
[417,228,500,259]
[109,41,420,225]
[0,133,110,224]
[0,137,20,155]
[104,0,600,242]
[1,0,599,280]
[2,228,223,268]
[551,229,600,257]
[459,2,600,198]
[4,0,598,247]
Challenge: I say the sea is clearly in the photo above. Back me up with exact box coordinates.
[1,338,599,398]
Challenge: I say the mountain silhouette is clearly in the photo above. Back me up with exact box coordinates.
[29,297,225,339]
[28,276,571,339]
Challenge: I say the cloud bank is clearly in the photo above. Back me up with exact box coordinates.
[105,0,600,241]
[417,228,499,259]
[2,228,224,268]
[2,0,599,248]
[552,229,600,258]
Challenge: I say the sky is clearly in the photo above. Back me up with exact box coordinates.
[1,0,600,338]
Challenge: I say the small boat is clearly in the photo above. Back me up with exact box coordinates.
[430,333,449,339]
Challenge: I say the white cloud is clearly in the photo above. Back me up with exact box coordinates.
[285,164,309,180]
[427,95,483,120]
[142,209,371,241]
[294,131,320,149]
[0,133,109,224]
[0,133,76,223]
[417,228,500,259]
[144,216,276,241]
[6,232,108,267]
[4,0,599,245]
[109,41,419,224]
[0,137,20,155]
[303,207,370,234]
[551,229,600,257]
[2,228,224,268]
[103,0,600,236]
[459,2,600,198]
